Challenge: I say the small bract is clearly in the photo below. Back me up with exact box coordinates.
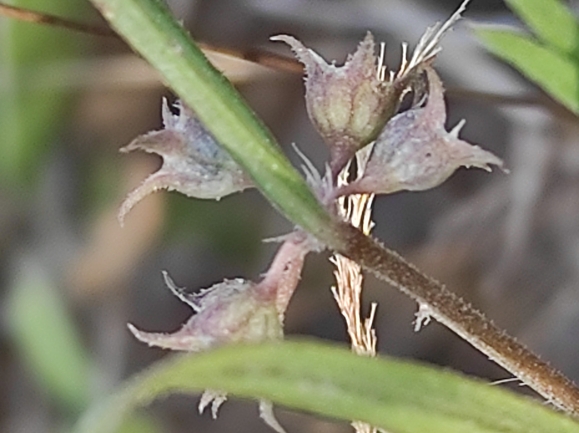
[128,272,282,352]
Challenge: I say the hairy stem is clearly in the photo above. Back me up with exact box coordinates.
[90,0,579,417]
[337,221,579,415]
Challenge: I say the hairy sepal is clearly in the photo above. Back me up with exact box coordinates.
[119,98,253,225]
[338,67,505,197]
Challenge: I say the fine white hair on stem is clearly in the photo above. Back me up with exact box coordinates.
[489,377,523,386]
[414,302,433,332]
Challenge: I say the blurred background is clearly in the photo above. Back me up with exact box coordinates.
[2,0,579,432]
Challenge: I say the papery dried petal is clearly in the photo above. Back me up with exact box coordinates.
[272,33,402,175]
[119,98,253,225]
[337,66,505,197]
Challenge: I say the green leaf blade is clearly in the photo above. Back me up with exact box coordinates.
[76,340,579,433]
[505,0,579,58]
[475,27,579,114]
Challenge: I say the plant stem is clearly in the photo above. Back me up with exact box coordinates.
[90,0,579,417]
[337,221,579,415]
[258,231,309,320]
[90,0,337,243]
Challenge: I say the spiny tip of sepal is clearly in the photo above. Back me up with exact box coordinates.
[199,390,228,419]
[117,98,253,226]
[259,400,287,433]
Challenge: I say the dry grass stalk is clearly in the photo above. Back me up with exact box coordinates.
[331,147,380,433]
[330,5,472,431]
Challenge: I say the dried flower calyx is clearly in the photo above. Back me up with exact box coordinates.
[118,98,253,225]
[272,33,406,176]
[127,229,315,432]
[337,66,506,197]
[128,271,282,352]
[129,271,286,432]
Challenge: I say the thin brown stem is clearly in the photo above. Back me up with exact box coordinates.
[0,3,568,113]
[0,2,302,74]
[0,3,117,37]
[335,221,579,415]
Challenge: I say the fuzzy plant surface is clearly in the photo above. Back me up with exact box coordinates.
[76,0,579,432]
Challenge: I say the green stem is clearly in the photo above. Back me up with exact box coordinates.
[90,0,338,243]
[90,0,579,417]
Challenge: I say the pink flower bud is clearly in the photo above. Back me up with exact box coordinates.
[272,33,403,175]
[118,98,253,225]
[337,66,506,197]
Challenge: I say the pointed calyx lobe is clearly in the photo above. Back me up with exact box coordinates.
[337,66,505,197]
[128,275,283,352]
[118,98,253,225]
[272,33,406,175]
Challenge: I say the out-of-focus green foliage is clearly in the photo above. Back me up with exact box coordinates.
[118,414,163,433]
[476,0,579,114]
[505,0,579,58]
[7,261,163,433]
[7,261,91,412]
[75,340,579,433]
[0,0,86,187]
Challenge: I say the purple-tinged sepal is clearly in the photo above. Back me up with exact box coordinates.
[337,66,505,197]
[272,33,404,175]
[119,98,253,225]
